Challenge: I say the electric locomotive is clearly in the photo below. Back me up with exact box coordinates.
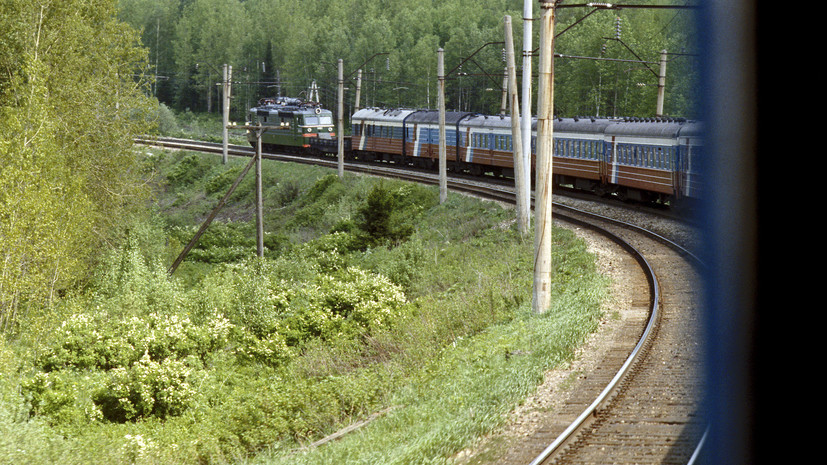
[246,97,336,153]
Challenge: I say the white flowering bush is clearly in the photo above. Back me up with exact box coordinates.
[279,267,408,343]
[36,311,233,372]
[93,354,195,422]
[27,311,232,424]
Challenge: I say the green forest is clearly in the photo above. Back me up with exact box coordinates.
[120,0,699,119]
[1,0,694,463]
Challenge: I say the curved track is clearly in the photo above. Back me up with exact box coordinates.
[523,206,705,465]
[135,136,707,463]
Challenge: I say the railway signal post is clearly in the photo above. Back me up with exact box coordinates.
[534,0,556,314]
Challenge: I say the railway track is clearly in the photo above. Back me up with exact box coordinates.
[520,205,705,465]
[135,136,707,464]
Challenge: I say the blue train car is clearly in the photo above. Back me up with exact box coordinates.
[349,107,702,205]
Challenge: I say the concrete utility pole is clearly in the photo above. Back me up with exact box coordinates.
[656,49,667,117]
[355,69,363,111]
[337,59,345,179]
[533,0,556,314]
[222,64,232,165]
[521,0,534,206]
[438,48,448,204]
[255,124,264,257]
[505,15,529,236]
[500,67,508,116]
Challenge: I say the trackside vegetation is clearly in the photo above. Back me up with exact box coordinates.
[0,145,609,464]
[2,2,611,463]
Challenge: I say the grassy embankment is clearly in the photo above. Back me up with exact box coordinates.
[0,119,609,464]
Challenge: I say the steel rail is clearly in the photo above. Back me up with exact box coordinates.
[526,204,661,465]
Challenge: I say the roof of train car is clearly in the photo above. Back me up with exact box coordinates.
[352,107,702,139]
[461,113,513,129]
[403,110,476,125]
[351,108,416,123]
[352,108,478,125]
[552,117,616,134]
[604,118,700,138]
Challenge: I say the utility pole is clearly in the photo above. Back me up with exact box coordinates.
[337,59,345,179]
[222,64,232,165]
[255,124,264,257]
[656,49,667,117]
[521,0,534,207]
[355,69,363,111]
[169,124,259,275]
[534,0,556,314]
[500,67,508,116]
[438,48,448,204]
[505,15,529,236]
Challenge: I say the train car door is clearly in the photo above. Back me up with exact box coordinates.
[601,136,615,185]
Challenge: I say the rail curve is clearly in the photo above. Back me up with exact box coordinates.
[135,136,706,463]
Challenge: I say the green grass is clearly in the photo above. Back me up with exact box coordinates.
[0,147,608,465]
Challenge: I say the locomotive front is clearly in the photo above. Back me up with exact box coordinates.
[246,97,335,152]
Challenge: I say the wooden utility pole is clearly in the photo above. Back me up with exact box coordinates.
[656,49,667,117]
[505,15,529,236]
[337,59,345,179]
[222,64,232,165]
[533,0,556,313]
[438,48,448,204]
[168,127,259,275]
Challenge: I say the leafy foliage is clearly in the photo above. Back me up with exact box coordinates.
[0,0,156,333]
[116,0,699,119]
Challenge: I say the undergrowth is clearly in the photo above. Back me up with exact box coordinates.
[0,148,608,465]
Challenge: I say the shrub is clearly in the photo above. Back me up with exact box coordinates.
[35,311,233,373]
[93,354,196,422]
[155,102,181,135]
[165,153,212,186]
[279,267,407,344]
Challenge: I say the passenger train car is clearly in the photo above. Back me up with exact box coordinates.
[246,98,702,205]
[347,108,702,204]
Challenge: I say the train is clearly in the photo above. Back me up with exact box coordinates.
[247,98,702,205]
[246,97,337,153]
